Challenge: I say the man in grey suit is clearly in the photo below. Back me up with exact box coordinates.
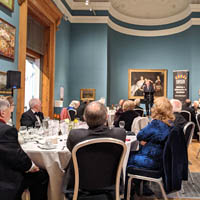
[64,101,126,195]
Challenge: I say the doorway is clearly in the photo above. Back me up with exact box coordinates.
[24,56,41,111]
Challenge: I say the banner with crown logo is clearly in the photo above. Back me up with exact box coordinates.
[173,70,189,102]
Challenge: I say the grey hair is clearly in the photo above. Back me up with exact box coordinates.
[170,99,182,113]
[0,99,10,111]
[84,101,107,128]
[29,98,40,109]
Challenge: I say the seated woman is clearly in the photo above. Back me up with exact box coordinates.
[128,97,175,169]
[127,97,175,195]
[60,100,80,121]
[114,100,138,131]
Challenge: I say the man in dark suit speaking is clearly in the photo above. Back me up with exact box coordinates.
[0,99,48,200]
[143,79,155,116]
[20,98,44,127]
[64,101,126,193]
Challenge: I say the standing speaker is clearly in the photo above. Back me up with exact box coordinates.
[6,70,21,89]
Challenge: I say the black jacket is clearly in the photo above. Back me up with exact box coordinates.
[143,84,155,103]
[174,112,187,129]
[20,109,44,127]
[114,110,139,131]
[64,125,126,191]
[0,121,32,199]
[163,126,188,193]
[67,125,126,152]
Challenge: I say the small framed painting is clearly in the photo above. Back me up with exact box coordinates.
[0,0,14,11]
[0,18,16,60]
[80,88,96,101]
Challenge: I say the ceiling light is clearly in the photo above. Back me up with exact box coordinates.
[85,0,89,6]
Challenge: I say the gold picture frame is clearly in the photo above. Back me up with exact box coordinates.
[0,18,16,60]
[0,0,14,12]
[0,71,12,94]
[128,69,167,99]
[80,88,96,101]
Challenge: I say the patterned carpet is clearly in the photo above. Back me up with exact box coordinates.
[149,173,200,199]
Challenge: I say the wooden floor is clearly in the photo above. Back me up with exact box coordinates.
[135,141,200,200]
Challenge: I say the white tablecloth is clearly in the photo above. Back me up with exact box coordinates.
[124,135,137,183]
[21,134,137,200]
[21,137,71,200]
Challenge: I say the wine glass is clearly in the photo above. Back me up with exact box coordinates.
[19,126,27,136]
[35,121,41,129]
[119,121,125,129]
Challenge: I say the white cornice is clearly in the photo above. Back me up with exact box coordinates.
[191,17,200,24]
[71,16,108,23]
[190,4,200,11]
[107,18,192,37]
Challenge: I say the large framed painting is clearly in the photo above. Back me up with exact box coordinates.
[0,71,12,94]
[128,69,167,99]
[0,18,16,60]
[0,0,14,11]
[80,88,96,101]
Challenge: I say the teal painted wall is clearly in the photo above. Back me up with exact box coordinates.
[69,23,108,103]
[55,19,71,107]
[55,23,200,105]
[107,27,194,105]
[189,26,200,101]
[0,0,20,123]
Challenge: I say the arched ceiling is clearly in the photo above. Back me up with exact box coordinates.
[110,0,189,19]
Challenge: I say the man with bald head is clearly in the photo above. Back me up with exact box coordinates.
[67,101,126,151]
[20,98,44,127]
[64,101,126,196]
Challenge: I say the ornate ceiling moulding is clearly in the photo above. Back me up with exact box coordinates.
[18,0,26,6]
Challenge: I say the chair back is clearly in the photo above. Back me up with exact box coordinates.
[183,121,195,148]
[131,116,149,135]
[180,110,191,122]
[196,113,200,132]
[133,108,144,117]
[72,138,127,200]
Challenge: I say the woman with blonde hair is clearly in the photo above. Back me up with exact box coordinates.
[127,97,175,195]
[128,97,175,169]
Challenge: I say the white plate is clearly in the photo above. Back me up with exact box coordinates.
[37,144,57,150]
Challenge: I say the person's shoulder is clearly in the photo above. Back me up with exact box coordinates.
[109,127,126,140]
[22,109,32,116]
[69,128,89,136]
[0,122,17,138]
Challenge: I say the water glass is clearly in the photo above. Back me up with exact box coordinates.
[19,126,27,136]
[119,121,125,129]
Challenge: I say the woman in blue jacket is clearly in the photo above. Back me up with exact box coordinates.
[127,97,175,196]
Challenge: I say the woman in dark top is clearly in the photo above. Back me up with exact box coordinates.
[114,100,138,131]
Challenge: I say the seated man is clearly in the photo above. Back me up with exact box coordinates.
[0,99,48,200]
[170,99,187,129]
[64,101,126,193]
[20,98,44,127]
[182,99,198,139]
